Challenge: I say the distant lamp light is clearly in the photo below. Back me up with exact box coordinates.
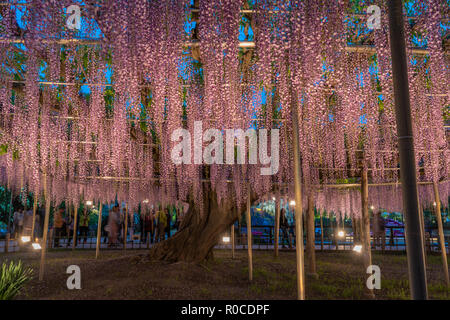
[32,243,42,250]
[370,205,375,210]
[222,236,230,243]
[272,197,276,201]
[21,236,31,243]
[86,200,93,206]
[143,199,149,204]
[290,200,296,206]
[353,245,362,253]
[337,230,345,238]
[433,202,437,207]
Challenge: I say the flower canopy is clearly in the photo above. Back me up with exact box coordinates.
[0,0,448,211]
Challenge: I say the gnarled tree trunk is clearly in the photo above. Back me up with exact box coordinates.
[150,188,252,263]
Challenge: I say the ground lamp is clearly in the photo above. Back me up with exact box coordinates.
[353,245,362,254]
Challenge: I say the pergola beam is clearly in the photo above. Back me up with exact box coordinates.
[4,80,449,99]
[1,38,447,56]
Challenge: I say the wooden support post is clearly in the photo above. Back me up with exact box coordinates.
[320,212,324,251]
[433,182,449,287]
[72,202,79,250]
[124,205,128,250]
[31,193,37,241]
[39,175,50,281]
[274,191,281,257]
[95,202,103,259]
[231,224,235,259]
[287,54,306,300]
[306,195,317,276]
[419,206,427,267]
[361,168,374,298]
[246,186,253,281]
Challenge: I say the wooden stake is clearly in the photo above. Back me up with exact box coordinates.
[39,175,50,281]
[246,186,253,281]
[72,202,79,250]
[433,182,449,286]
[95,202,103,259]
[274,191,281,257]
[306,195,317,276]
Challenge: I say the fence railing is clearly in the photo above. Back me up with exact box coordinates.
[1,225,448,253]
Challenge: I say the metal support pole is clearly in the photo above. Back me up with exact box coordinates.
[433,182,449,286]
[388,0,428,299]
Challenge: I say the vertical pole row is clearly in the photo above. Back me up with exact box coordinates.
[387,0,428,299]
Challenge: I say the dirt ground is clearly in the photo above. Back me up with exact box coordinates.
[1,248,448,300]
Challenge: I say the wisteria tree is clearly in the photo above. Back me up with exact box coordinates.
[0,0,448,263]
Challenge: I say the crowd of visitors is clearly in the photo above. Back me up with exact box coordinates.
[43,203,183,248]
[7,197,396,251]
